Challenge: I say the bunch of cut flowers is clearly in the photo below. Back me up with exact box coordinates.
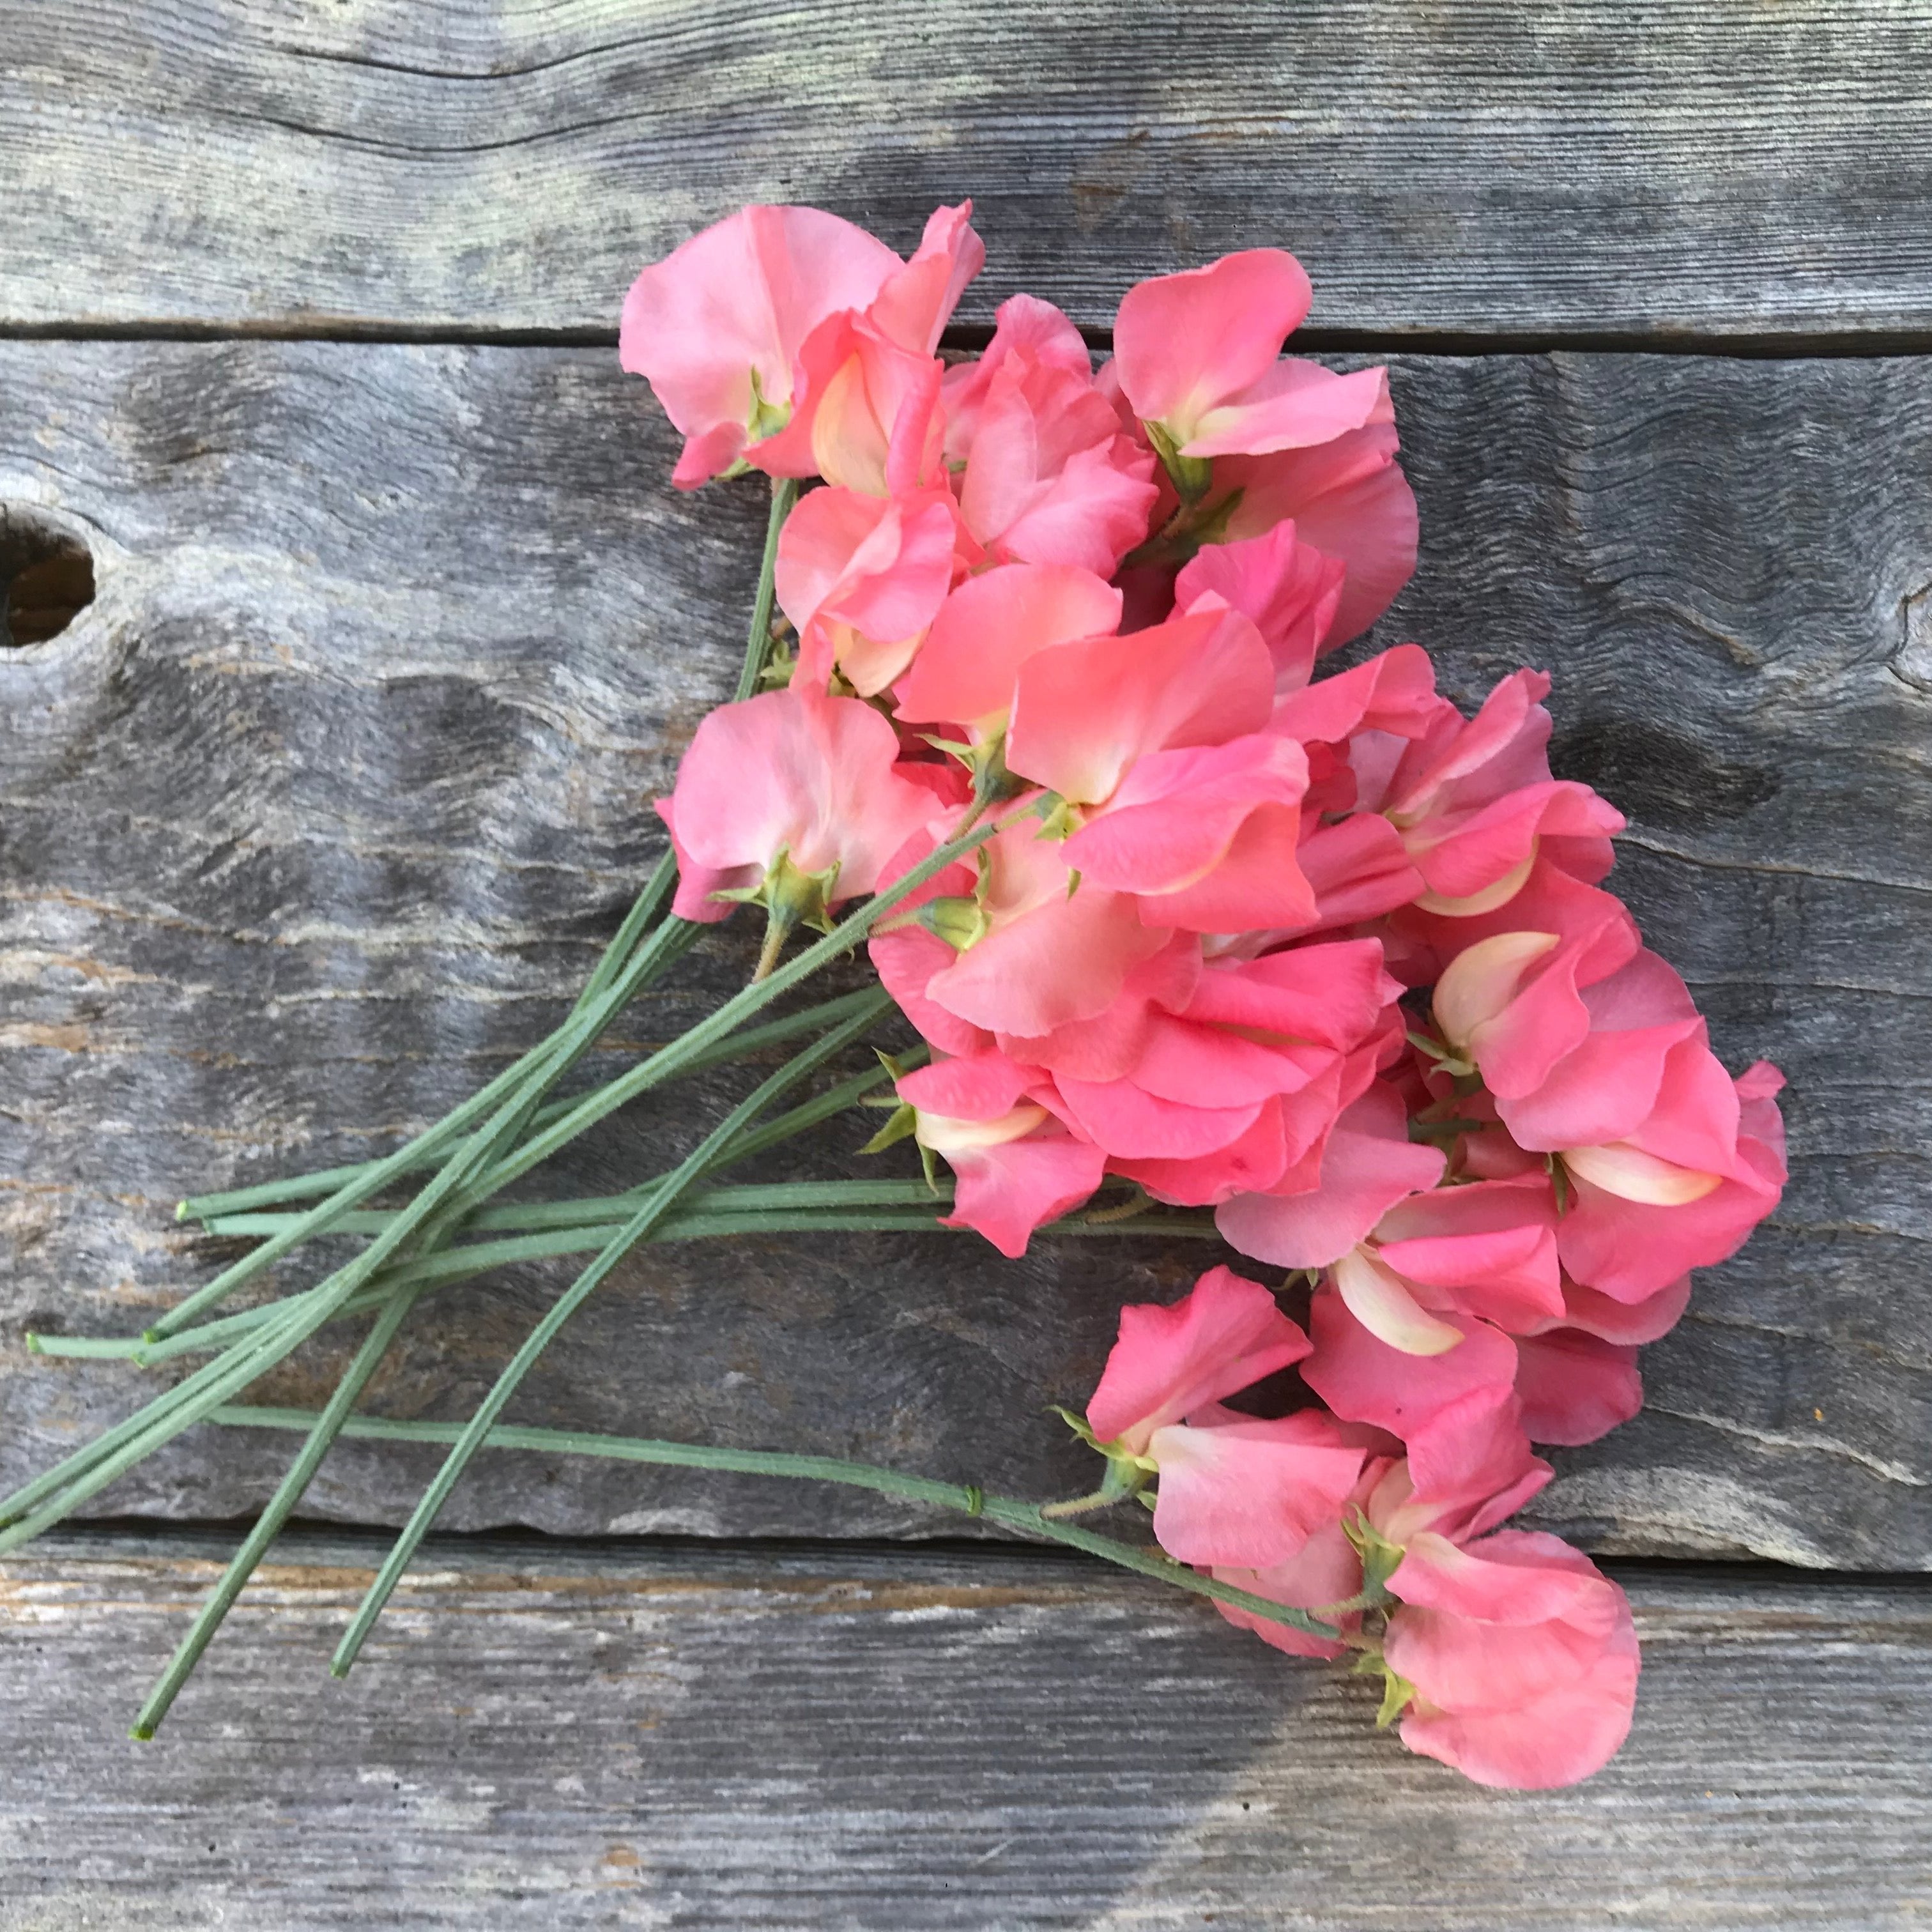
[10,202,1786,1790]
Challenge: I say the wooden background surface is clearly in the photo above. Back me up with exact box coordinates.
[3,3,1930,1924]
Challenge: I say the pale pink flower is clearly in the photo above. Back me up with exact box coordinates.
[657,688,937,921]
[620,205,904,488]
[1112,251,1392,459]
[774,486,962,695]
[1380,1529,1639,1790]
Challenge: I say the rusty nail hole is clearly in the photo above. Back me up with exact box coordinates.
[1,508,96,648]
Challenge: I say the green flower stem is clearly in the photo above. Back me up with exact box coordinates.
[117,480,811,1731]
[172,981,888,1228]
[328,993,896,1676]
[0,1016,615,1548]
[146,913,698,1343]
[38,1201,1218,1369]
[736,477,801,703]
[207,1404,1342,1648]
[128,1282,433,1739]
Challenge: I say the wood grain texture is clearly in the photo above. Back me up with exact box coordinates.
[1,1531,1929,1930]
[1,342,1928,1565]
[6,1,1932,342]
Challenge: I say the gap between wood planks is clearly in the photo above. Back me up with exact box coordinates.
[7,319,1932,362]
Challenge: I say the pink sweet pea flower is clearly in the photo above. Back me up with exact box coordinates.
[774,486,962,695]
[1215,1082,1446,1269]
[896,1051,1104,1257]
[909,809,1176,1038]
[892,563,1124,746]
[656,687,939,922]
[1150,422,1419,647]
[1301,1280,1520,1441]
[1556,1061,1787,1301]
[620,205,904,488]
[1085,1264,1311,1455]
[943,295,1159,576]
[1379,1529,1639,1790]
[1002,940,1400,1209]
[753,204,986,495]
[1176,521,1346,691]
[1112,250,1392,461]
[1145,1404,1367,1570]
[1367,670,1626,914]
[999,605,1322,930]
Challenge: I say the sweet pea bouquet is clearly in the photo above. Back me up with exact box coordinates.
[9,202,1785,1791]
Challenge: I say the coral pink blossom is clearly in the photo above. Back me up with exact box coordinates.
[999,940,1399,1208]
[1112,250,1391,459]
[1215,1082,1445,1269]
[893,564,1123,742]
[755,204,985,494]
[912,812,1174,1038]
[774,486,961,694]
[1368,671,1625,913]
[896,1052,1103,1257]
[620,206,904,488]
[1381,1529,1639,1789]
[1301,1282,1520,1442]
[1085,1265,1310,1455]
[1211,1512,1373,1662]
[1192,425,1418,645]
[1365,1386,1553,1549]
[1146,1405,1366,1569]
[1176,521,1345,691]
[943,295,1158,576]
[657,689,937,921]
[1556,1061,1787,1301]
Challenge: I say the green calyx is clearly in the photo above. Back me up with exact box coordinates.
[1145,420,1215,509]
[1342,1512,1407,1601]
[712,847,841,981]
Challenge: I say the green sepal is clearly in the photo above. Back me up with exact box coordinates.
[1375,1666,1418,1730]
[920,894,988,952]
[859,1103,919,1156]
[1145,420,1215,507]
[1342,1511,1407,1602]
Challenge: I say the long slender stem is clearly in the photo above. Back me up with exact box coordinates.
[34,1202,1216,1369]
[145,914,696,1342]
[207,1406,1342,1646]
[128,1283,431,1738]
[737,478,800,702]
[174,983,891,1227]
[328,993,896,1675]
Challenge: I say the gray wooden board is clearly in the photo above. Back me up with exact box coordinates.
[0,1530,1927,1930]
[6,2,1932,342]
[1,342,1928,1566]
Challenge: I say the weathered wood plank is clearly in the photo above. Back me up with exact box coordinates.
[1,1531,1928,1929]
[6,2,1932,342]
[1,342,1927,1565]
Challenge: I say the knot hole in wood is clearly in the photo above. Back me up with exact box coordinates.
[0,506,95,649]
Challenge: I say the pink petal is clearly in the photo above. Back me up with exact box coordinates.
[1147,1414,1367,1567]
[1303,1287,1519,1438]
[1006,606,1275,804]
[1513,1329,1643,1446]
[1215,1084,1446,1269]
[1176,521,1345,689]
[893,563,1123,735]
[939,1131,1105,1259]
[1113,250,1314,436]
[1085,1265,1310,1454]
